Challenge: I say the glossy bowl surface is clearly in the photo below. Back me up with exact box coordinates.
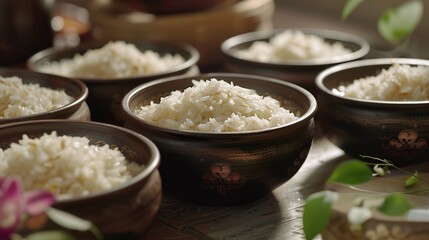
[221,28,370,92]
[316,58,429,166]
[0,67,89,124]
[122,73,317,205]
[27,40,200,124]
[0,119,162,236]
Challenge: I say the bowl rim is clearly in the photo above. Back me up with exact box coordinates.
[0,67,88,122]
[220,27,370,67]
[315,57,429,106]
[0,119,161,203]
[122,72,317,135]
[27,40,200,82]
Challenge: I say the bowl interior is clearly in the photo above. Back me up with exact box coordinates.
[123,73,317,133]
[316,58,429,102]
[0,68,88,123]
[221,28,370,67]
[0,120,160,201]
[0,67,86,100]
[27,40,200,82]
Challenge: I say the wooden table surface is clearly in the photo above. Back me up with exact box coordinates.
[139,2,360,239]
[140,136,349,240]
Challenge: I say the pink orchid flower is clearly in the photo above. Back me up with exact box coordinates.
[0,177,55,239]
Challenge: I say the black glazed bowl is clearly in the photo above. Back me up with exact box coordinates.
[0,119,161,236]
[221,28,370,93]
[121,73,317,205]
[27,40,200,124]
[316,58,429,166]
[0,67,89,124]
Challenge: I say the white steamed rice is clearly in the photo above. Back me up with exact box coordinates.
[134,78,300,132]
[37,41,185,78]
[0,131,143,199]
[0,76,74,118]
[236,30,352,63]
[335,64,429,101]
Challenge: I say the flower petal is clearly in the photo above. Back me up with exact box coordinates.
[0,177,25,237]
[347,206,372,226]
[0,177,22,201]
[24,190,56,216]
[373,164,385,176]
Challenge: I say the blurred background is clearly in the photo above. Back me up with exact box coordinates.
[0,0,428,68]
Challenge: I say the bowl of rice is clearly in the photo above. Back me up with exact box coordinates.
[122,73,317,205]
[322,192,429,240]
[316,58,429,166]
[0,68,89,124]
[0,119,161,236]
[221,28,370,93]
[27,40,200,124]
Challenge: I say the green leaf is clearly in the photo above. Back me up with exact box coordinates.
[378,193,412,216]
[46,208,92,231]
[378,0,423,44]
[26,230,75,240]
[327,160,373,185]
[342,0,365,19]
[89,225,104,240]
[405,171,419,188]
[303,190,338,240]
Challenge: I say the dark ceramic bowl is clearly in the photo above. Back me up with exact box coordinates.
[221,28,370,93]
[122,73,317,205]
[0,119,161,236]
[27,41,200,124]
[316,58,429,166]
[0,68,89,124]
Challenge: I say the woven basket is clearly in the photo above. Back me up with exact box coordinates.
[87,0,274,68]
